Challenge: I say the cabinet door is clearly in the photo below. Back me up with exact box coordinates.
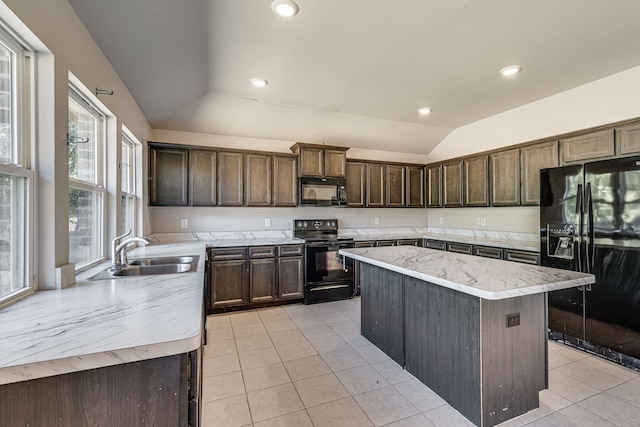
[406,165,425,208]
[189,149,216,206]
[520,141,559,205]
[427,165,442,207]
[617,123,640,156]
[324,149,347,178]
[346,162,366,207]
[560,129,615,164]
[149,145,188,206]
[298,146,324,177]
[464,155,489,207]
[278,256,304,300]
[218,152,244,206]
[366,163,386,207]
[386,164,406,207]
[210,259,248,308]
[491,149,520,206]
[245,153,272,207]
[249,258,277,303]
[273,156,298,207]
[443,161,463,207]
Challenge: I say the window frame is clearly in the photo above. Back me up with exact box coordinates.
[68,86,107,271]
[0,26,34,305]
[120,130,137,236]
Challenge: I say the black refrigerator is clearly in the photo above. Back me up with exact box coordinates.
[540,156,640,369]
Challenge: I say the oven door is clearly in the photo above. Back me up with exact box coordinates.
[305,241,354,284]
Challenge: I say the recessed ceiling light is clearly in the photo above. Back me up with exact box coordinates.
[418,107,432,116]
[500,65,522,76]
[271,0,299,17]
[250,78,269,87]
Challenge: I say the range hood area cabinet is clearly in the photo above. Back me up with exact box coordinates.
[346,160,426,208]
[148,142,298,207]
[290,142,349,178]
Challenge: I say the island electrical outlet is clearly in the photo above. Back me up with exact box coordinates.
[506,313,521,328]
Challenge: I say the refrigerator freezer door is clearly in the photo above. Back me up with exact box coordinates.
[541,165,586,342]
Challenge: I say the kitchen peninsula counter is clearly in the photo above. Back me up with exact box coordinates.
[340,246,594,427]
[0,241,206,386]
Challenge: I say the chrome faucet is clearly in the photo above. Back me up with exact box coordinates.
[111,230,152,268]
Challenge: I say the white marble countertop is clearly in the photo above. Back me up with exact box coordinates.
[340,246,594,300]
[0,242,206,386]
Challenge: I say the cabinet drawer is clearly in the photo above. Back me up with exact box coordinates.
[278,244,304,257]
[376,240,396,247]
[397,239,421,247]
[446,242,472,254]
[504,250,539,265]
[249,246,277,258]
[355,241,375,248]
[209,247,247,261]
[474,245,503,259]
[425,239,446,250]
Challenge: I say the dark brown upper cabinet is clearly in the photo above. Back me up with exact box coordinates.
[346,161,367,207]
[442,160,463,207]
[189,149,217,206]
[386,164,406,207]
[464,156,489,207]
[245,153,272,207]
[491,149,520,206]
[426,165,442,207]
[366,163,386,208]
[616,123,640,156]
[217,151,244,206]
[560,129,615,165]
[149,144,188,206]
[520,141,559,205]
[273,155,298,207]
[406,165,426,208]
[290,142,348,178]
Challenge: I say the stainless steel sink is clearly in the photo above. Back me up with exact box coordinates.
[89,255,199,280]
[129,256,197,266]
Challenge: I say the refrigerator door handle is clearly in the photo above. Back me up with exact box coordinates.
[585,182,595,289]
[575,184,583,273]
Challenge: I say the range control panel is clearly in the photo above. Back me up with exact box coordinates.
[294,219,338,233]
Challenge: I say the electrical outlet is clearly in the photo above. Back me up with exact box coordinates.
[506,313,521,328]
[481,218,487,226]
[180,218,188,228]
[264,218,271,227]
[439,216,443,224]
[374,217,380,225]
[476,217,481,225]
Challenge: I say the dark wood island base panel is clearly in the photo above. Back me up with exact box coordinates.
[360,263,546,427]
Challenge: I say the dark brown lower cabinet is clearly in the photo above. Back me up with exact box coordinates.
[208,244,304,311]
[360,263,546,427]
[0,351,201,427]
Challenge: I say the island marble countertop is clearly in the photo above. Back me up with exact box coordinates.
[0,241,205,386]
[340,246,593,300]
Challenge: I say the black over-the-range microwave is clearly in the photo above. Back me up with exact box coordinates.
[299,177,347,207]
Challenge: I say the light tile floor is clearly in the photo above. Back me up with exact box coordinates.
[202,298,640,426]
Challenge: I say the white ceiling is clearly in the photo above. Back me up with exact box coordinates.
[68,0,640,155]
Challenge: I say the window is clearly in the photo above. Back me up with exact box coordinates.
[68,89,105,269]
[120,131,137,235]
[0,28,33,302]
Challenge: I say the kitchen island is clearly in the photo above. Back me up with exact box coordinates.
[340,246,594,427]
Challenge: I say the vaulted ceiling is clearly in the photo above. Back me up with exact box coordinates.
[68,0,640,155]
